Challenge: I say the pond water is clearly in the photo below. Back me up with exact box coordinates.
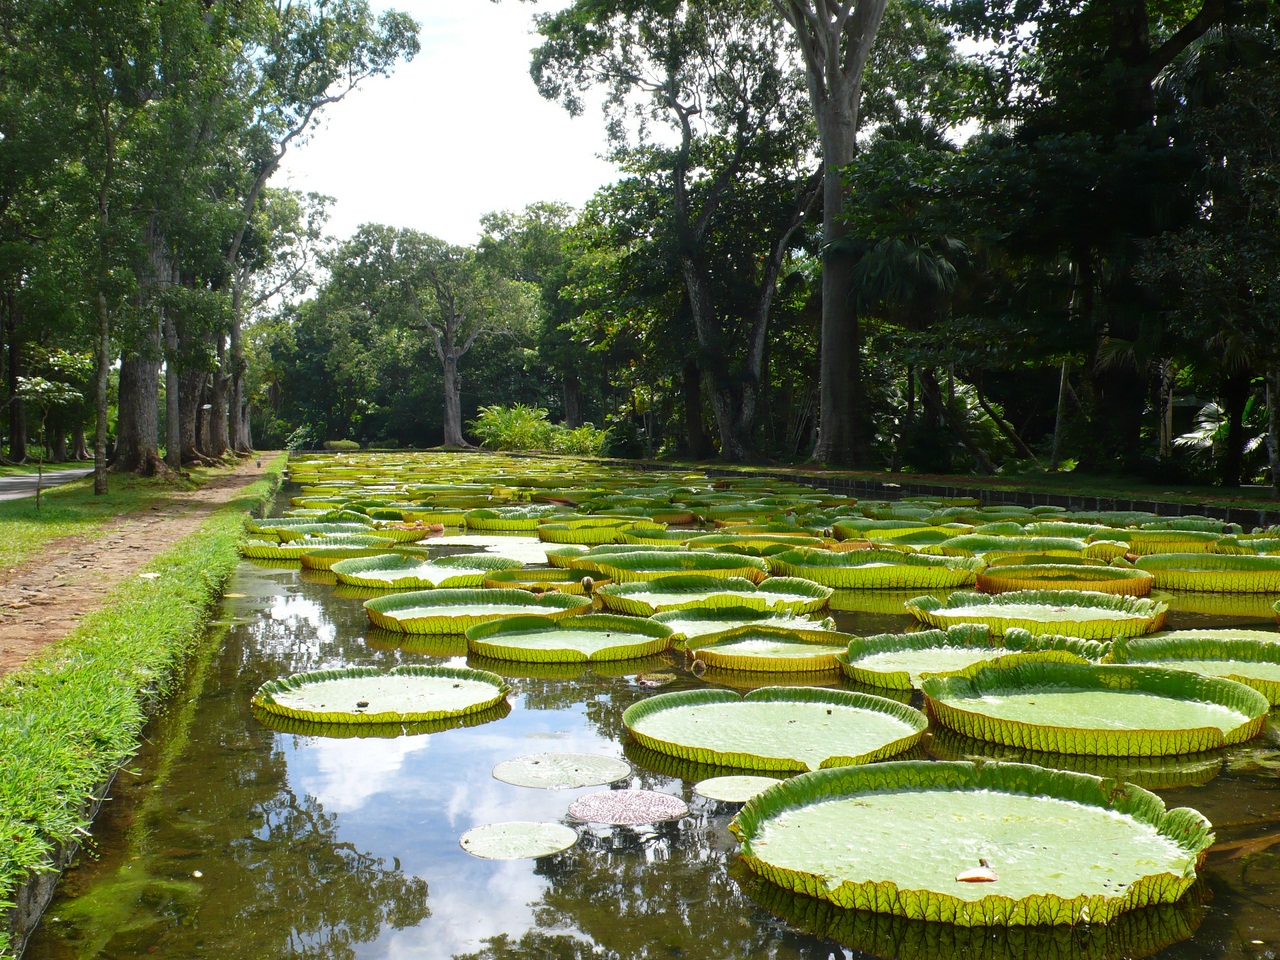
[24,509,1280,960]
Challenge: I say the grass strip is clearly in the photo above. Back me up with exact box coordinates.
[0,454,286,956]
[0,463,246,573]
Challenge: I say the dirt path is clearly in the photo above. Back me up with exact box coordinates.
[0,459,273,676]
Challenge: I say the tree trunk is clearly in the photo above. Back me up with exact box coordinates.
[195,379,210,457]
[209,336,230,457]
[178,369,207,463]
[164,313,181,471]
[1266,359,1280,497]
[811,99,868,465]
[5,290,26,462]
[563,374,582,429]
[114,350,162,474]
[73,422,89,460]
[94,292,110,494]
[52,430,68,462]
[1219,368,1251,488]
[442,354,466,447]
[1051,362,1071,469]
[228,284,248,453]
[681,359,712,460]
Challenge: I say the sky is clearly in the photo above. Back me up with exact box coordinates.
[276,1,619,247]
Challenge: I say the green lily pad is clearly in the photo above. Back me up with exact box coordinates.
[459,821,579,859]
[330,552,522,589]
[729,760,1212,926]
[905,590,1167,639]
[251,665,510,724]
[768,548,983,589]
[597,575,832,616]
[1109,629,1280,704]
[575,549,771,584]
[481,567,607,594]
[651,607,836,645]
[465,614,672,663]
[687,626,850,673]
[922,660,1269,756]
[623,687,926,772]
[363,587,592,634]
[837,625,1107,690]
[491,752,632,789]
[694,775,783,803]
[1134,553,1280,592]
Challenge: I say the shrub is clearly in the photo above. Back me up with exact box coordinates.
[285,424,323,451]
[469,405,608,456]
[323,439,361,451]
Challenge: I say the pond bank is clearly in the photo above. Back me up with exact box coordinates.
[0,456,285,957]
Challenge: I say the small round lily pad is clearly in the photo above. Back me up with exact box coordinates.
[568,789,689,824]
[492,753,632,789]
[694,775,782,803]
[459,821,579,859]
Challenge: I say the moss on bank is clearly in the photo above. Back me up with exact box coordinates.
[0,455,286,956]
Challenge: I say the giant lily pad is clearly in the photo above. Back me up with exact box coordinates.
[651,606,837,644]
[977,562,1154,596]
[623,687,926,772]
[838,625,1107,690]
[459,821,579,859]
[729,760,1213,927]
[464,505,562,531]
[923,535,1090,561]
[1133,553,1280,593]
[363,587,591,634]
[1109,630,1280,704]
[239,534,395,561]
[687,625,851,673]
[905,590,1167,639]
[465,614,672,663]
[768,548,982,589]
[922,660,1268,756]
[330,552,522,589]
[574,549,771,584]
[695,775,782,803]
[597,575,832,616]
[251,665,510,724]
[481,567,607,594]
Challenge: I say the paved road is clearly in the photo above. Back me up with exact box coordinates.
[0,467,94,502]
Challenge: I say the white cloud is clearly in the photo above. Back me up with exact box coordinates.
[276,0,618,245]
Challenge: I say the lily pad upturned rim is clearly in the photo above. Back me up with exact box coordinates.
[251,664,511,725]
[838,625,1111,690]
[921,660,1269,756]
[905,589,1168,639]
[481,567,609,594]
[464,613,673,663]
[577,549,772,584]
[687,624,852,673]
[767,548,983,589]
[1109,631,1280,704]
[596,575,832,616]
[623,686,927,772]
[1133,552,1280,593]
[330,552,523,588]
[976,563,1155,597]
[729,759,1213,927]
[363,587,592,634]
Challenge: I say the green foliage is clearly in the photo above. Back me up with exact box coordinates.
[323,439,361,451]
[469,404,609,456]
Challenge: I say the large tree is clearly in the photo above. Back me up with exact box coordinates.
[534,0,820,460]
[326,226,540,447]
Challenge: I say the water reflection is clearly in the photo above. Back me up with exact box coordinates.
[26,522,1280,960]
